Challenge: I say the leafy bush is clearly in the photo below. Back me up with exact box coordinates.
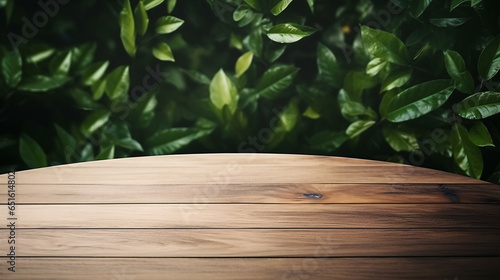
[1,0,499,183]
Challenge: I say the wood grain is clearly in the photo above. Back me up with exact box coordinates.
[1,183,498,204]
[3,229,499,257]
[2,204,498,228]
[0,154,498,278]
[1,257,498,280]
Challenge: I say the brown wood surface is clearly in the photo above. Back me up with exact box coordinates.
[0,153,499,279]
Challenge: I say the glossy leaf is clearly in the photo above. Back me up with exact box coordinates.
[444,50,475,94]
[167,0,177,13]
[120,0,136,57]
[18,75,70,92]
[146,128,211,155]
[308,130,348,153]
[429,17,470,27]
[387,79,455,122]
[278,98,299,132]
[366,58,388,77]
[54,124,77,155]
[105,66,130,100]
[346,120,376,139]
[19,134,47,168]
[115,138,144,152]
[454,91,500,119]
[383,126,419,152]
[81,109,111,136]
[253,65,299,99]
[381,68,412,92]
[134,0,149,36]
[410,0,432,17]
[267,23,317,44]
[469,122,494,147]
[71,43,96,71]
[450,0,481,10]
[478,35,500,80]
[81,61,109,86]
[306,0,314,12]
[344,71,377,102]
[156,16,184,34]
[235,51,253,78]
[143,0,164,10]
[96,144,115,160]
[48,50,72,76]
[1,50,22,88]
[361,25,409,65]
[317,43,342,88]
[270,0,293,16]
[451,124,483,179]
[210,69,239,114]
[152,42,175,61]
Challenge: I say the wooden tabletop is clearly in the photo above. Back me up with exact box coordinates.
[1,153,499,279]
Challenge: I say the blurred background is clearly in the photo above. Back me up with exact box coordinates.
[0,0,499,184]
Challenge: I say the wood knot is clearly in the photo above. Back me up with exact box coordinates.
[303,193,323,199]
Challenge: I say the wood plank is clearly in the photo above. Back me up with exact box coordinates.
[1,183,498,204]
[3,229,499,257]
[1,257,498,280]
[1,165,486,185]
[2,204,499,228]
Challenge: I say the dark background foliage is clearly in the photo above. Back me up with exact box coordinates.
[1,0,499,184]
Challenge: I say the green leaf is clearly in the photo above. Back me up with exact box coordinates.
[152,42,175,61]
[451,124,483,179]
[71,43,96,71]
[444,50,475,94]
[383,126,419,152]
[346,120,376,139]
[338,89,370,121]
[96,144,115,160]
[156,16,184,34]
[143,0,164,10]
[235,51,253,78]
[48,50,72,76]
[344,71,377,102]
[387,79,455,122]
[469,122,494,147]
[134,0,149,37]
[478,35,500,80]
[105,66,130,100]
[146,128,210,155]
[429,17,470,27]
[366,58,388,77]
[120,0,136,57]
[317,43,342,88]
[361,25,410,65]
[81,61,109,86]
[70,88,100,110]
[266,23,317,44]
[243,28,263,57]
[306,0,314,12]
[210,69,239,114]
[270,0,293,16]
[308,130,348,153]
[1,50,22,88]
[54,124,77,156]
[450,0,478,10]
[381,68,412,92]
[19,134,47,169]
[91,78,107,100]
[115,138,143,151]
[253,65,299,99]
[454,92,500,119]
[278,98,299,132]
[410,0,432,17]
[167,0,177,13]
[81,109,111,136]
[18,75,71,92]
[182,69,211,85]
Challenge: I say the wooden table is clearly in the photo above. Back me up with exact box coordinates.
[1,154,499,279]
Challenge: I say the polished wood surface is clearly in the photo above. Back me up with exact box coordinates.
[0,153,499,279]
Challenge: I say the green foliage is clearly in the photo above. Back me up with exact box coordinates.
[1,0,500,184]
